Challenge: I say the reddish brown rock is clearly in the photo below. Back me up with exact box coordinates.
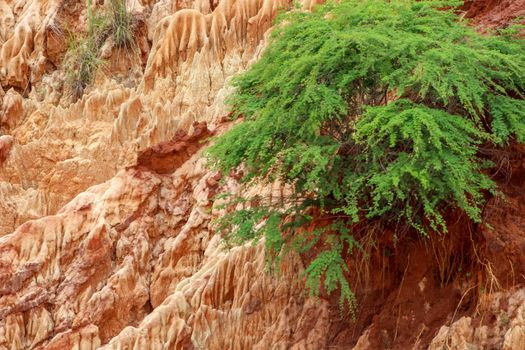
[0,0,524,349]
[0,135,13,164]
[137,121,212,174]
[463,0,525,28]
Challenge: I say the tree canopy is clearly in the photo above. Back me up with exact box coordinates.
[207,0,525,312]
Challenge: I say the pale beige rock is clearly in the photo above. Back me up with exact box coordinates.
[503,325,525,350]
[0,0,293,236]
[428,289,525,350]
[0,135,331,349]
[0,0,62,89]
[351,328,372,350]
[2,0,524,349]
[1,88,23,130]
[428,317,475,350]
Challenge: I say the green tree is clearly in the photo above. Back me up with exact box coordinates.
[207,0,525,312]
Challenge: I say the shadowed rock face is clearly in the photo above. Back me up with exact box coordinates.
[1,0,525,349]
[463,0,525,28]
[0,135,13,164]
[136,121,212,174]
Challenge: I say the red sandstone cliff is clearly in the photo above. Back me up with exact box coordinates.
[1,0,525,349]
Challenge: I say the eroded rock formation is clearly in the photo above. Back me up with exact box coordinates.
[0,0,293,236]
[463,0,525,28]
[0,121,334,349]
[1,0,525,348]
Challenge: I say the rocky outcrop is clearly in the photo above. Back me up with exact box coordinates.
[463,0,525,28]
[1,0,525,349]
[0,0,334,347]
[1,88,23,130]
[0,0,293,236]
[0,135,13,164]
[136,121,212,173]
[428,289,525,350]
[0,122,334,349]
[0,0,67,90]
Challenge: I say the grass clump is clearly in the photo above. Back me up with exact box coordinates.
[66,36,101,100]
[207,0,525,313]
[108,0,134,49]
[65,0,135,100]
[65,10,108,100]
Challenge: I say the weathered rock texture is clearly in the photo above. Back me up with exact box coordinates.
[463,0,525,28]
[1,0,525,349]
[0,123,332,349]
[0,0,293,236]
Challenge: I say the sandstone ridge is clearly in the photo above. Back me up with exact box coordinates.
[1,0,525,349]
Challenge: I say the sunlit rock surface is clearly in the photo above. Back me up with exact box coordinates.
[0,0,290,236]
[1,0,525,348]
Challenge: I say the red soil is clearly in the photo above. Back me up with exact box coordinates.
[318,4,525,347]
[463,0,525,28]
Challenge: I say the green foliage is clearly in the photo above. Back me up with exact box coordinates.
[65,1,108,100]
[65,0,135,100]
[303,222,359,314]
[355,100,495,234]
[109,0,134,48]
[207,0,525,313]
[487,95,525,144]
